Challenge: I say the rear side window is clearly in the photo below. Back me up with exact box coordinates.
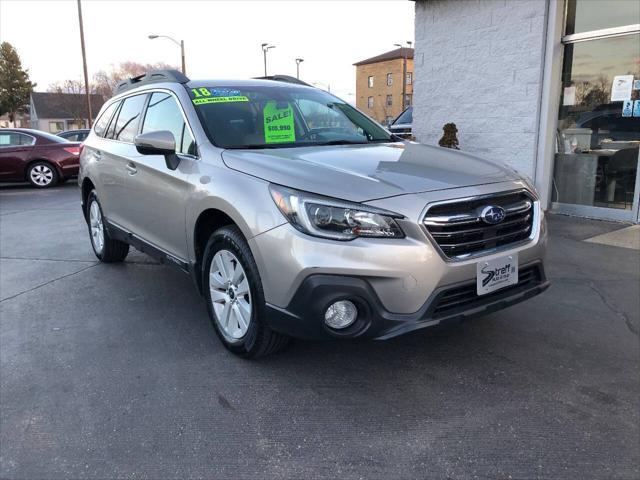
[141,92,196,155]
[111,94,147,143]
[94,102,119,138]
[0,132,35,147]
[105,102,122,140]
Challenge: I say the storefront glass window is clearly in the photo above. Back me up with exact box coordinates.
[565,0,640,35]
[552,32,639,212]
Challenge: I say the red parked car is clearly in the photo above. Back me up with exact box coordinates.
[0,128,81,188]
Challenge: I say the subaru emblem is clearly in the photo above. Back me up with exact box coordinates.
[480,205,506,225]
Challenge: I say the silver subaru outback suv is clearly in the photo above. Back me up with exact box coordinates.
[79,70,548,358]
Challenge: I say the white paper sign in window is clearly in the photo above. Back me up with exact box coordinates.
[610,75,634,102]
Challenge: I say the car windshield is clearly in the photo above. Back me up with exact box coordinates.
[393,106,412,125]
[189,84,394,149]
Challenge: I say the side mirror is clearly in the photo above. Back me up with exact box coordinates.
[134,130,180,170]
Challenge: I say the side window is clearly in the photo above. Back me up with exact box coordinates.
[105,101,122,140]
[18,134,35,145]
[0,132,34,147]
[93,101,119,138]
[112,94,147,143]
[141,92,195,155]
[0,132,13,147]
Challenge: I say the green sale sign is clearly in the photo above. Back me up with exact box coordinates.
[263,101,295,143]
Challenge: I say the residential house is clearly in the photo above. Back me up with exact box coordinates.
[30,92,105,133]
[0,112,30,128]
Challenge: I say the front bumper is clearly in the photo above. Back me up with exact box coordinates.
[266,261,549,340]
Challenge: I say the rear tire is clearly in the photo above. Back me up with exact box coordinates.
[86,190,129,263]
[203,225,290,358]
[27,161,58,188]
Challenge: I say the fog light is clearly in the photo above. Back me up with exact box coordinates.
[324,300,358,329]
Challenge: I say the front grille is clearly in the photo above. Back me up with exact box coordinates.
[431,265,541,318]
[423,190,536,259]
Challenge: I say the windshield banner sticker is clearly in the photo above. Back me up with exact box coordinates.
[263,101,295,143]
[191,87,248,105]
[192,96,249,105]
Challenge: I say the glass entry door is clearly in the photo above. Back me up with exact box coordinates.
[551,0,640,222]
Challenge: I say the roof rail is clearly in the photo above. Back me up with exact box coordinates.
[253,75,312,87]
[115,69,190,94]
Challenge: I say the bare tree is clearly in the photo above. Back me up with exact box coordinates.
[46,80,92,126]
[92,61,177,97]
[47,79,90,95]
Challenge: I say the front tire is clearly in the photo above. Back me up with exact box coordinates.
[86,190,129,263]
[203,226,290,358]
[27,161,58,188]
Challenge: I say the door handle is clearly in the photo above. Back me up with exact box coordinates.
[125,163,137,175]
[93,150,102,161]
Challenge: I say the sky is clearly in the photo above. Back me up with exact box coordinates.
[0,0,415,104]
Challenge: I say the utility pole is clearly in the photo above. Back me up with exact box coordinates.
[262,43,275,76]
[295,58,304,79]
[77,0,92,127]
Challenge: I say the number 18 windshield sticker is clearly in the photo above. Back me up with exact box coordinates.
[190,87,249,105]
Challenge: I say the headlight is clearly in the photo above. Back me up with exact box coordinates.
[269,184,405,240]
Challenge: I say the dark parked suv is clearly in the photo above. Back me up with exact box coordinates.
[0,128,81,187]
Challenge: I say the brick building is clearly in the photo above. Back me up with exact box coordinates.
[412,0,639,223]
[354,47,414,125]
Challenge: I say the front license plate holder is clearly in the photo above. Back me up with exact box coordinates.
[477,254,518,295]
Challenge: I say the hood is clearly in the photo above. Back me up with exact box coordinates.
[222,142,519,202]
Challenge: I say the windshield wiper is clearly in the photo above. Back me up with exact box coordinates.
[224,139,392,150]
[313,140,370,146]
[224,144,287,150]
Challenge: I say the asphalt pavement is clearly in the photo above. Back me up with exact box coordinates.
[1,183,638,479]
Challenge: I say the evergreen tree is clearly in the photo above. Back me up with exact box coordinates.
[0,42,34,124]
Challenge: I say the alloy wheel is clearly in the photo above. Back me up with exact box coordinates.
[30,164,54,186]
[209,249,252,340]
[89,200,104,254]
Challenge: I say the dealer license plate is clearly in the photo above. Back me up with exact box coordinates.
[476,254,518,295]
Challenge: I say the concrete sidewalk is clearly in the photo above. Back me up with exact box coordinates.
[1,184,638,479]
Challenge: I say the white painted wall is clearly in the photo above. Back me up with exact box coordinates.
[413,0,548,177]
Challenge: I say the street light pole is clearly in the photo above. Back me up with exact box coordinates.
[295,58,304,79]
[262,43,275,76]
[77,0,92,127]
[180,39,186,75]
[394,43,407,114]
[148,34,186,74]
[394,41,412,113]
[405,41,412,108]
